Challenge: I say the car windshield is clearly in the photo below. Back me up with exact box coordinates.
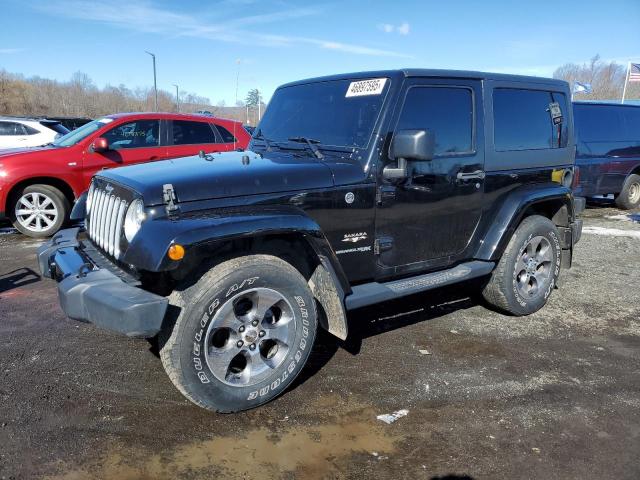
[53,118,113,147]
[256,78,390,149]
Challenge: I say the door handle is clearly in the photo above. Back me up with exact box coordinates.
[150,156,159,160]
[456,170,485,181]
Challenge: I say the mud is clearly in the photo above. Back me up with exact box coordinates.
[1,200,639,480]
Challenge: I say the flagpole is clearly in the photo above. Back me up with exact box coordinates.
[571,82,574,102]
[621,61,631,104]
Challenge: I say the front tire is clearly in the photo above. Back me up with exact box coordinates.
[10,184,69,238]
[159,254,317,412]
[614,174,640,210]
[483,215,562,316]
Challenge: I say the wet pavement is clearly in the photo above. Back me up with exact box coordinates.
[0,201,639,480]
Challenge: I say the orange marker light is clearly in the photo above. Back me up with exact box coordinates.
[168,244,185,261]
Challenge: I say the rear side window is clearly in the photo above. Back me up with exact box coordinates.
[574,104,640,143]
[395,86,473,155]
[172,121,217,145]
[493,89,568,151]
[215,124,237,143]
[23,124,40,135]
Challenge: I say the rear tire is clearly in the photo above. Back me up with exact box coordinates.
[483,215,562,316]
[614,174,640,210]
[159,254,317,412]
[10,184,70,238]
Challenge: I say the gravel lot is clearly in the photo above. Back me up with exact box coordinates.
[1,202,639,480]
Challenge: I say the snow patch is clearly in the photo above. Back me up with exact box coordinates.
[376,409,409,424]
[582,226,640,239]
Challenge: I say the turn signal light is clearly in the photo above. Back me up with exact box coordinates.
[168,244,185,261]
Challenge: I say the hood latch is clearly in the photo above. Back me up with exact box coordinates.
[162,183,179,216]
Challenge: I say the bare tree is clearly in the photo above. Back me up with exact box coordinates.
[0,68,228,119]
[553,55,640,101]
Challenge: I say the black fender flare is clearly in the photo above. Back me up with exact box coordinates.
[123,207,351,340]
[475,183,576,261]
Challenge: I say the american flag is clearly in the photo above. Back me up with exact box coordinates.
[630,63,640,82]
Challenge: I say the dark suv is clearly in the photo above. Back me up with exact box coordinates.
[573,102,640,209]
[38,70,584,412]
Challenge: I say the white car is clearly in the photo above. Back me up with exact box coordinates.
[0,117,70,149]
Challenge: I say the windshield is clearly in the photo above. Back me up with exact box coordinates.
[53,118,113,147]
[40,121,70,136]
[256,78,390,149]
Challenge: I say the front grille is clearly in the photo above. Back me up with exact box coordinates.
[87,184,128,259]
[81,238,140,285]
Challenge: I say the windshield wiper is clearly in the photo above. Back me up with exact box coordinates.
[287,136,324,160]
[253,129,275,151]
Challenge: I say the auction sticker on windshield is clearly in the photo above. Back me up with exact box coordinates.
[346,78,387,97]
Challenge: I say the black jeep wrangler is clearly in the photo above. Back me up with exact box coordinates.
[38,70,584,412]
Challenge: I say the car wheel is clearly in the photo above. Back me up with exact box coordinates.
[483,215,562,316]
[10,184,70,238]
[614,174,640,210]
[159,254,317,412]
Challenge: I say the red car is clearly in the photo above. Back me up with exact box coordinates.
[0,113,250,237]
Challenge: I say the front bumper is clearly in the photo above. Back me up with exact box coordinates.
[37,228,168,338]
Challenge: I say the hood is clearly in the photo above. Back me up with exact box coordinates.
[0,145,59,159]
[98,150,335,206]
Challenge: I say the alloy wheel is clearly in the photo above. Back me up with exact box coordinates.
[515,235,553,298]
[14,192,59,233]
[204,287,296,386]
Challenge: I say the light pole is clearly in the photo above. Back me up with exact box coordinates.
[257,89,261,123]
[234,59,240,106]
[145,51,158,112]
[173,84,179,112]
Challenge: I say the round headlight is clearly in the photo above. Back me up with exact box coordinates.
[86,183,95,214]
[124,198,146,242]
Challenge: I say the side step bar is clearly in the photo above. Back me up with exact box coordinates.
[345,260,495,310]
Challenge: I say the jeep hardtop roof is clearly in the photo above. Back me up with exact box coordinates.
[279,69,568,89]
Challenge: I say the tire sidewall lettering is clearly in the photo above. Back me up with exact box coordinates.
[246,296,311,401]
[188,275,312,402]
[191,277,261,385]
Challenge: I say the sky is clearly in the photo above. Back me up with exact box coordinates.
[0,0,639,105]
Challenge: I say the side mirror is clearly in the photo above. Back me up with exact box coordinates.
[91,137,109,153]
[384,129,435,179]
[391,129,435,161]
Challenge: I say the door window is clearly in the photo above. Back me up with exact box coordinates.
[0,122,26,135]
[493,89,568,151]
[395,86,473,156]
[103,120,160,149]
[171,120,217,145]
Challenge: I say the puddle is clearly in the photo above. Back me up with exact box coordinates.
[45,410,400,480]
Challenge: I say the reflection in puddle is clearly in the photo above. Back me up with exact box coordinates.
[46,410,400,479]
